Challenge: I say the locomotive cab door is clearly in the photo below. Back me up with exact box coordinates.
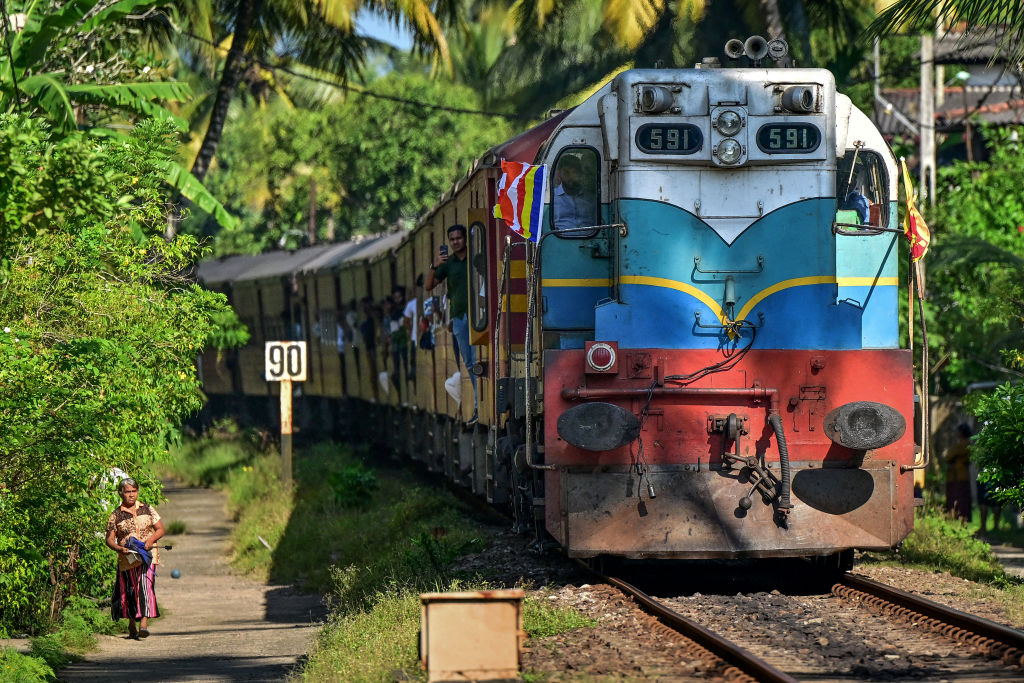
[834,145,899,349]
[540,127,612,348]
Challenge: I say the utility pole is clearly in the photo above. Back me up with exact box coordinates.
[919,34,936,207]
[308,178,317,245]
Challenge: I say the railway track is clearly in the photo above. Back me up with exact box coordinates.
[833,573,1024,669]
[606,575,798,683]
[589,563,1024,681]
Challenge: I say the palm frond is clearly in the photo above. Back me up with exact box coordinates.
[382,0,452,72]
[157,159,240,230]
[66,82,192,129]
[868,0,1024,65]
[13,0,158,74]
[18,73,77,131]
[312,0,360,33]
[930,233,1024,269]
[600,0,665,50]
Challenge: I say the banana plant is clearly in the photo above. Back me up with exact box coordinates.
[0,0,238,229]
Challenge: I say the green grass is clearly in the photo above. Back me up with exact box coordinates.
[164,520,187,535]
[862,504,1010,583]
[164,429,597,683]
[0,648,55,683]
[301,589,424,682]
[302,587,597,683]
[524,596,599,638]
[160,421,258,487]
[224,443,486,601]
[897,507,1007,582]
[860,504,1024,627]
[15,596,123,675]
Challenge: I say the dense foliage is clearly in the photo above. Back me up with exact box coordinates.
[0,116,230,635]
[927,125,1024,392]
[971,379,1024,507]
[191,71,513,251]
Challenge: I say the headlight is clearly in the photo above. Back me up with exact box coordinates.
[638,85,673,114]
[715,110,742,136]
[823,401,906,451]
[716,139,742,164]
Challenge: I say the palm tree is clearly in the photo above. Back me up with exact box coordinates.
[869,0,1024,65]
[189,0,453,183]
[0,0,238,229]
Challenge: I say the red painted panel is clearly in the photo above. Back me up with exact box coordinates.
[544,348,915,468]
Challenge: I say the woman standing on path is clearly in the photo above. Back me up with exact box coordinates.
[105,478,165,639]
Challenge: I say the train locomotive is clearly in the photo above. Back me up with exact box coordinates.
[199,39,918,568]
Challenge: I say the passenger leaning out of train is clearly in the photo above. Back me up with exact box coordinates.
[425,224,477,425]
[553,154,597,232]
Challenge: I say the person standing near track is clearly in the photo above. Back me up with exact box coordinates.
[425,224,477,424]
[106,478,165,639]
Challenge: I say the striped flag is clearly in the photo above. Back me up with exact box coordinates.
[900,158,931,262]
[493,160,547,242]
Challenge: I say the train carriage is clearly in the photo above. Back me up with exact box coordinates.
[200,45,918,568]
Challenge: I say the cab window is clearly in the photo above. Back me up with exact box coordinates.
[836,150,889,226]
[551,147,600,238]
[469,221,488,332]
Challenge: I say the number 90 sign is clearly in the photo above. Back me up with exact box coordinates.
[265,341,307,382]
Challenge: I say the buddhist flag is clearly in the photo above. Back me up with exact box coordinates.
[900,158,931,262]
[493,160,547,242]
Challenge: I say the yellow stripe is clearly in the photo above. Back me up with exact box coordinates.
[509,260,527,278]
[735,275,898,321]
[542,278,612,287]
[734,276,833,322]
[836,276,898,288]
[620,275,727,323]
[502,294,527,312]
[536,274,899,323]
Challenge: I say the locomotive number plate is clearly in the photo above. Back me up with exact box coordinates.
[755,123,821,153]
[635,124,703,155]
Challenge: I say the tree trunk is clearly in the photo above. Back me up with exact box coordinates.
[191,0,259,184]
[758,0,785,41]
[787,0,813,66]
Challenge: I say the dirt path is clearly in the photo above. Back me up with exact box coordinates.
[59,485,325,682]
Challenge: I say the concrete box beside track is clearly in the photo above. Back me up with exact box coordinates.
[420,590,524,682]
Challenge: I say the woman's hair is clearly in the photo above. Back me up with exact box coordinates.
[118,478,138,493]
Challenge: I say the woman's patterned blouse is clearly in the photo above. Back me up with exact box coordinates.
[106,503,161,571]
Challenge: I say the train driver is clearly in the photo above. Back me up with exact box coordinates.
[553,154,598,231]
[841,185,870,224]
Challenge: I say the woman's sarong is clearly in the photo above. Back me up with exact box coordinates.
[111,564,159,620]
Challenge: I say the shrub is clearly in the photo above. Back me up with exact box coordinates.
[327,462,378,507]
[897,506,1006,583]
[969,381,1024,508]
[0,648,55,683]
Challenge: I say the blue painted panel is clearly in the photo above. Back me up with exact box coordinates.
[543,286,609,331]
[541,206,611,330]
[590,198,899,350]
[602,282,889,350]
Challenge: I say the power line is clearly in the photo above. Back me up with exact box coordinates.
[176,27,529,121]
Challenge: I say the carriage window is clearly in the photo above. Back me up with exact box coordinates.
[551,147,600,238]
[469,221,488,332]
[836,150,889,227]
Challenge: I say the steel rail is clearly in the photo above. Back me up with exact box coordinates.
[607,575,799,683]
[837,573,1024,666]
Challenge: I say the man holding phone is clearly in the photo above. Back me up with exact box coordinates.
[425,224,477,424]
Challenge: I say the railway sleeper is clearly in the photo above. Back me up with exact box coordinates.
[831,582,1024,668]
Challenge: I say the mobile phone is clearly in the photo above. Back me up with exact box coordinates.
[440,245,448,257]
